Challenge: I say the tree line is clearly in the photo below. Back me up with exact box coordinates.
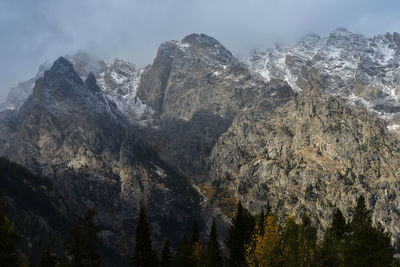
[131,196,394,267]
[0,193,396,266]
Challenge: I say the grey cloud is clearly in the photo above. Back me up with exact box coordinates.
[1,0,400,100]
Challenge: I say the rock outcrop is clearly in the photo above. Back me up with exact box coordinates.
[207,82,400,236]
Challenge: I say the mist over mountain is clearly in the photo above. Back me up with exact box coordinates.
[2,0,400,101]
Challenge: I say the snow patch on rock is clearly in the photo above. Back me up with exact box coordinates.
[249,28,400,132]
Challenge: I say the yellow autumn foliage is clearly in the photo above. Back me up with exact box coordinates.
[246,215,280,267]
[191,242,203,263]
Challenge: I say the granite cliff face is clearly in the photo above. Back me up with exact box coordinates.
[138,33,262,121]
[208,83,400,236]
[137,34,267,179]
[2,30,400,259]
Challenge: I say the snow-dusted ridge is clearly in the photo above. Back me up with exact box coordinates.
[0,51,154,126]
[249,28,400,133]
[3,30,400,132]
[96,58,154,126]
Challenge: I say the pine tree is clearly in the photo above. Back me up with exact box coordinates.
[204,219,223,267]
[298,214,318,267]
[39,244,58,267]
[279,214,318,267]
[344,196,393,266]
[131,206,158,267]
[172,234,192,267]
[256,208,265,235]
[225,201,255,267]
[280,216,300,267]
[65,208,101,267]
[0,192,21,267]
[352,195,371,228]
[192,242,203,267]
[191,217,199,246]
[320,208,347,266]
[160,240,172,267]
[190,216,203,266]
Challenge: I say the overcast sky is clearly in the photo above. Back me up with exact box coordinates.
[1,0,400,101]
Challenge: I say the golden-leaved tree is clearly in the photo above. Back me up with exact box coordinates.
[246,214,280,267]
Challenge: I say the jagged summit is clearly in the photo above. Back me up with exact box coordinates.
[137,33,256,121]
[154,33,234,66]
[50,57,76,75]
[330,27,352,35]
[180,33,234,63]
[182,33,220,46]
[23,57,110,114]
[45,56,84,87]
[249,28,400,132]
[181,33,231,55]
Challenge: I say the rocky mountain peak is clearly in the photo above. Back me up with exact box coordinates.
[138,33,259,121]
[330,27,352,35]
[181,33,234,64]
[182,33,219,46]
[51,56,75,73]
[326,27,367,49]
[27,57,107,109]
[249,28,400,133]
[45,57,84,87]
[0,51,108,112]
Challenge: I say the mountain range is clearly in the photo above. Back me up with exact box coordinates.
[1,28,400,264]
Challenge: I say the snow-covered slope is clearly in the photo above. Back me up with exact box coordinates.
[4,29,400,131]
[0,51,154,126]
[97,58,154,125]
[249,27,400,132]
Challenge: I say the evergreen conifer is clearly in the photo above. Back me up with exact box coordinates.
[130,206,158,267]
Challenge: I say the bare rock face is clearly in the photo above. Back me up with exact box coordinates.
[0,57,201,260]
[137,34,267,180]
[138,34,265,121]
[207,82,400,236]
